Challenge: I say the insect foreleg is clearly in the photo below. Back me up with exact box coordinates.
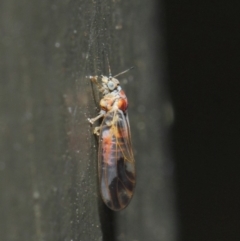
[87,75,98,84]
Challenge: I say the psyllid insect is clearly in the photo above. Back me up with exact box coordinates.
[87,66,136,211]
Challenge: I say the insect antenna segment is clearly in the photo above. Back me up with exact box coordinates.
[113,66,134,78]
[106,55,112,80]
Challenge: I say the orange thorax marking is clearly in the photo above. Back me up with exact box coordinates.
[100,90,128,112]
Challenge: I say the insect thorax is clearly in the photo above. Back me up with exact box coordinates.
[100,89,128,112]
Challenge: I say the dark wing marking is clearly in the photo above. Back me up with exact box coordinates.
[98,109,136,211]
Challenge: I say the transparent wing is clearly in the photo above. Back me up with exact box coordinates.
[98,109,136,211]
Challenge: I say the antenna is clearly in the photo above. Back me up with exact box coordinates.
[106,55,112,79]
[113,66,134,78]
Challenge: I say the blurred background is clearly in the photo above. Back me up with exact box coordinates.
[165,1,240,240]
[0,0,239,241]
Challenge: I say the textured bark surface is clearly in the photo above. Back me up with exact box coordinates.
[0,0,176,240]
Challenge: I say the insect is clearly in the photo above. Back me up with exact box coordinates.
[87,66,136,211]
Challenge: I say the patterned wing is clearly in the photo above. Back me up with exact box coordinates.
[98,109,136,211]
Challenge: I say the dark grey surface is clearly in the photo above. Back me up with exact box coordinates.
[0,0,176,240]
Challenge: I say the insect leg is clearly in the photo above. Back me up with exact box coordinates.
[87,110,106,124]
[87,113,103,124]
[93,126,101,135]
[86,75,100,87]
